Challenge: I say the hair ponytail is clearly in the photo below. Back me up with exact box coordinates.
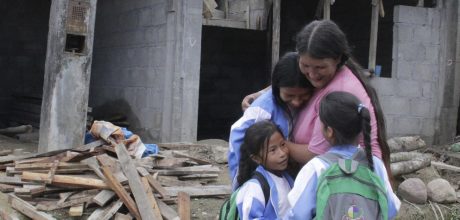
[359,106,374,171]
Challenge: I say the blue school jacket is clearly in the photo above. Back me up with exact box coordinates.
[285,145,401,220]
[228,89,290,187]
[236,165,294,220]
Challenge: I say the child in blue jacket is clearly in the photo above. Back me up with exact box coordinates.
[228,52,314,188]
[285,91,400,219]
[236,120,294,219]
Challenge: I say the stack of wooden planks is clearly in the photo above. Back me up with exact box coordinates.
[0,140,231,220]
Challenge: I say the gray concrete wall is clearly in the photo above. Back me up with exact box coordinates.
[0,1,50,124]
[370,2,459,145]
[90,0,202,143]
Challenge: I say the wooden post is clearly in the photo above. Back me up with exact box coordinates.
[368,0,380,72]
[271,0,281,71]
[177,192,191,220]
[323,0,330,20]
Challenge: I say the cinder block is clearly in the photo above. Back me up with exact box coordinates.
[399,43,426,62]
[394,117,422,135]
[370,77,396,96]
[150,46,167,68]
[394,23,414,43]
[119,12,140,31]
[139,8,153,27]
[421,82,435,98]
[379,96,411,115]
[413,25,432,44]
[397,80,422,98]
[428,9,441,28]
[394,5,429,25]
[412,63,435,81]
[410,99,433,117]
[152,3,167,26]
[424,45,440,65]
[394,61,413,79]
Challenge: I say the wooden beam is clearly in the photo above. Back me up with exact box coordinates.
[0,183,16,192]
[36,195,94,211]
[21,171,108,189]
[368,0,380,72]
[111,141,158,220]
[93,189,116,206]
[431,161,460,172]
[163,185,231,197]
[100,165,141,219]
[69,204,84,217]
[157,199,180,220]
[172,151,211,165]
[138,167,170,199]
[8,194,56,220]
[141,177,163,220]
[177,192,190,220]
[87,200,123,220]
[323,0,330,20]
[271,0,281,71]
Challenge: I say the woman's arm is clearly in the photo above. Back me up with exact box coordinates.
[241,86,271,111]
[285,141,317,165]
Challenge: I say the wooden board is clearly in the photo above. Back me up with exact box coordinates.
[111,141,158,220]
[69,204,84,216]
[163,185,231,197]
[8,194,56,220]
[138,167,170,199]
[177,192,190,220]
[22,171,108,189]
[93,189,116,206]
[141,177,163,220]
[100,165,141,219]
[87,200,123,220]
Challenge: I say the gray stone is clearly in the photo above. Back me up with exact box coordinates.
[427,178,457,203]
[398,178,427,204]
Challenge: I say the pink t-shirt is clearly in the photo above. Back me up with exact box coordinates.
[293,66,383,159]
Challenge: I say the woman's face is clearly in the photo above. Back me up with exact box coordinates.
[298,54,341,89]
[279,87,312,110]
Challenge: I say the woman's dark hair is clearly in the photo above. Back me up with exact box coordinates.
[272,52,314,134]
[296,20,392,176]
[237,120,282,187]
[319,91,374,171]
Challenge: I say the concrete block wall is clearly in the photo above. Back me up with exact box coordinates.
[0,1,50,123]
[370,5,442,144]
[90,0,168,142]
[91,0,203,143]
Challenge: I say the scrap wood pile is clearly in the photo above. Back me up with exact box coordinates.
[0,122,231,220]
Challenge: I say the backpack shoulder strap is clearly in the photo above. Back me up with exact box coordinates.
[252,171,270,205]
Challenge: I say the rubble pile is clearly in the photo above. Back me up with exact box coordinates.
[0,132,230,219]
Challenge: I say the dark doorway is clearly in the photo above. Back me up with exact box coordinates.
[0,1,51,128]
[198,26,270,140]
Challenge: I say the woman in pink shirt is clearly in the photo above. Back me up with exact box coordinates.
[242,20,391,175]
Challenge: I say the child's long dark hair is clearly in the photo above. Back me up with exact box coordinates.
[296,20,391,176]
[237,120,282,187]
[319,91,374,171]
[272,52,313,132]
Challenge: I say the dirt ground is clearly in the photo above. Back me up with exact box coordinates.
[1,134,460,219]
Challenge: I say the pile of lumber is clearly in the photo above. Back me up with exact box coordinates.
[0,139,231,220]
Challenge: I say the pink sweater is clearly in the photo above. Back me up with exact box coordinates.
[293,66,383,159]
